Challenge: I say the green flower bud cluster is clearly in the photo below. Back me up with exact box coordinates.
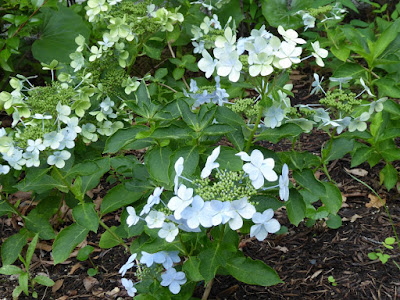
[84,57,127,96]
[239,55,249,72]
[231,98,259,118]
[299,107,315,117]
[193,170,256,201]
[110,0,159,36]
[135,266,151,281]
[15,124,52,148]
[309,5,333,17]
[319,89,360,114]
[286,106,300,118]
[26,83,73,116]
[197,86,216,94]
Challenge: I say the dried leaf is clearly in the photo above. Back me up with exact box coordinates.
[366,194,385,209]
[274,245,289,253]
[345,167,368,177]
[106,287,120,296]
[68,263,82,275]
[83,276,98,291]
[310,270,323,279]
[37,242,52,252]
[52,279,64,293]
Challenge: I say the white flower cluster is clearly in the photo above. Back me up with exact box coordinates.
[119,251,186,296]
[184,76,230,108]
[120,146,290,296]
[301,75,386,134]
[0,73,126,173]
[197,25,328,82]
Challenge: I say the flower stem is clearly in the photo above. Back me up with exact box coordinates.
[201,278,214,300]
[99,219,129,251]
[244,104,263,152]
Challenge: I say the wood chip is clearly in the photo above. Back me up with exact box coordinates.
[311,270,323,279]
[274,245,289,253]
[69,263,83,275]
[83,277,99,291]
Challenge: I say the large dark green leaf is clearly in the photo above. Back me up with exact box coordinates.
[256,123,303,143]
[262,0,313,29]
[100,184,142,215]
[32,4,90,63]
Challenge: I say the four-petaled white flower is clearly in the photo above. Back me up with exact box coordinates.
[56,102,71,123]
[47,150,71,168]
[250,209,281,241]
[279,164,289,201]
[158,222,179,242]
[226,197,256,230]
[26,139,45,154]
[119,253,137,277]
[160,267,187,294]
[145,211,166,228]
[174,157,184,194]
[359,78,374,97]
[277,25,306,45]
[275,41,302,69]
[126,206,140,227]
[198,50,216,78]
[141,187,164,216]
[0,164,11,175]
[121,278,137,297]
[201,146,220,178]
[311,41,328,67]
[236,150,278,189]
[216,50,242,82]
[168,184,194,219]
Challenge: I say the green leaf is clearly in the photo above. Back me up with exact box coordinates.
[99,226,120,249]
[286,189,306,226]
[104,125,149,153]
[215,106,245,127]
[145,147,173,186]
[383,100,400,117]
[351,144,373,167]
[173,68,185,80]
[0,198,15,217]
[150,125,193,140]
[293,169,325,197]
[53,223,89,265]
[333,63,365,78]
[170,146,199,176]
[380,163,398,191]
[262,0,313,29]
[323,138,354,162]
[0,265,23,275]
[100,184,142,215]
[202,124,233,136]
[176,99,199,129]
[280,151,320,171]
[15,173,67,194]
[79,158,110,193]
[375,78,400,98]
[198,246,226,282]
[31,0,45,9]
[256,123,303,143]
[24,210,55,240]
[72,203,99,232]
[12,286,23,299]
[227,127,245,150]
[19,272,29,295]
[1,229,29,265]
[373,19,400,60]
[224,256,282,286]
[26,234,39,269]
[385,237,395,245]
[368,252,378,260]
[32,4,90,63]
[217,146,243,171]
[33,275,55,287]
[182,257,203,281]
[326,214,342,229]
[77,245,95,261]
[320,182,342,214]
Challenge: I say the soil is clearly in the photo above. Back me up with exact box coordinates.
[1,75,400,300]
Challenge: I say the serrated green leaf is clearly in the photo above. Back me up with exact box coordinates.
[24,210,55,240]
[293,169,325,197]
[224,256,282,286]
[256,123,303,143]
[380,163,398,191]
[100,184,142,215]
[320,182,342,214]
[145,147,173,186]
[99,226,120,249]
[52,224,89,265]
[1,229,29,265]
[32,4,90,63]
[104,125,149,153]
[72,203,99,232]
[182,257,203,281]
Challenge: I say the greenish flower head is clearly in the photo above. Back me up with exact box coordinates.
[26,83,73,117]
[231,98,259,118]
[309,5,333,17]
[319,89,360,115]
[193,170,257,202]
[15,124,52,148]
